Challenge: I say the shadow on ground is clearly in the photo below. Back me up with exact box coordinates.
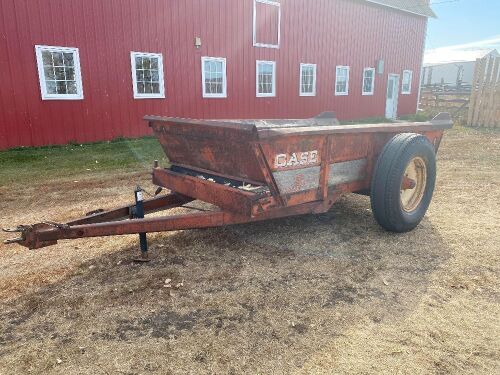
[0,195,451,374]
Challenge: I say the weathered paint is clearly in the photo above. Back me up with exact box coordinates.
[0,0,427,149]
[3,113,453,249]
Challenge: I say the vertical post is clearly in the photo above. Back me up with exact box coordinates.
[134,186,148,260]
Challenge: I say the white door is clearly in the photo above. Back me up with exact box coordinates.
[385,74,400,119]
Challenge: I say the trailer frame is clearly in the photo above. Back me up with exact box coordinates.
[3,112,453,252]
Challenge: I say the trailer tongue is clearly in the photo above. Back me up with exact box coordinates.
[3,113,453,256]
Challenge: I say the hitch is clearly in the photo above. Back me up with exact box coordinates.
[2,226,25,245]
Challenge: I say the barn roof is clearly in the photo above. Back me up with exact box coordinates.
[364,0,437,18]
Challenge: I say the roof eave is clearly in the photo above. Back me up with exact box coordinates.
[364,0,437,18]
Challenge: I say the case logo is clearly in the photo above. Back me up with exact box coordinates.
[275,150,319,169]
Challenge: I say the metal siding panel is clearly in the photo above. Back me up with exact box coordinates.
[273,166,321,195]
[328,159,367,186]
[0,0,427,149]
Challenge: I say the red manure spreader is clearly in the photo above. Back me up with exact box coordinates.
[3,112,453,259]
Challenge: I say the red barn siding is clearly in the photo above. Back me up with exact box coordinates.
[0,0,427,149]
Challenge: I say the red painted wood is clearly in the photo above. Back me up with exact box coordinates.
[0,0,427,149]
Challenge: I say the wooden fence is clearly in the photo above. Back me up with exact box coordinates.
[419,88,470,123]
[467,55,500,127]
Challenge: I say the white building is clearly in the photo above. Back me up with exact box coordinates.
[421,49,499,89]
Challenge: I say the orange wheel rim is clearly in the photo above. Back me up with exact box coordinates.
[400,157,427,213]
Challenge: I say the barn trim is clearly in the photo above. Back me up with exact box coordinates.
[201,57,228,99]
[256,60,277,97]
[253,0,281,49]
[362,67,376,96]
[130,51,166,100]
[335,66,350,96]
[299,63,317,97]
[35,45,84,101]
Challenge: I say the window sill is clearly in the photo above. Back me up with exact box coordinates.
[202,94,227,99]
[253,43,279,49]
[41,95,84,101]
[133,95,166,100]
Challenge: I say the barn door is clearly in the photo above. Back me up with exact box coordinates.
[385,74,400,119]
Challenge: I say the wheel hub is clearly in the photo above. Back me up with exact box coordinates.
[400,156,427,212]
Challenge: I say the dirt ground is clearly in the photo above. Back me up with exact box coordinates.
[0,127,499,374]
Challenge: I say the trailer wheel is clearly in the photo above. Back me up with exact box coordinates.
[370,133,436,232]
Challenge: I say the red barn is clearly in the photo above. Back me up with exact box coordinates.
[0,0,435,149]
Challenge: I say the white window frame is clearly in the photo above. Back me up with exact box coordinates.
[35,45,84,100]
[362,67,375,96]
[130,52,165,99]
[299,63,317,97]
[256,60,276,97]
[253,0,281,49]
[402,70,413,94]
[201,57,227,99]
[335,65,350,96]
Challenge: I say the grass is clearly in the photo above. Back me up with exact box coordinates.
[339,116,394,125]
[0,137,168,186]
[399,112,433,122]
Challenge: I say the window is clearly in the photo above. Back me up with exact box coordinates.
[201,57,227,98]
[402,70,413,94]
[335,66,350,96]
[362,67,375,95]
[253,0,281,48]
[35,45,83,100]
[131,52,165,99]
[300,64,317,96]
[256,60,276,97]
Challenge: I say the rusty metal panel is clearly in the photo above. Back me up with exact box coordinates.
[273,166,321,194]
[328,159,367,186]
[152,168,259,216]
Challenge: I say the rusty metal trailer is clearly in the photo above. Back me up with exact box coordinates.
[3,112,453,258]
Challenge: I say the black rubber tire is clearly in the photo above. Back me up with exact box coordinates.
[370,133,436,232]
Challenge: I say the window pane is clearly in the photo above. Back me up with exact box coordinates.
[46,80,57,94]
[52,52,64,66]
[67,81,77,94]
[44,66,55,80]
[63,53,74,67]
[260,63,273,74]
[152,70,159,82]
[137,82,145,93]
[42,51,53,66]
[152,83,160,93]
[145,82,153,93]
[364,79,372,92]
[56,81,67,94]
[258,63,274,94]
[203,59,225,95]
[144,69,152,81]
[135,57,143,69]
[301,65,315,94]
[136,70,144,82]
[38,48,81,97]
[151,58,158,69]
[55,67,65,80]
[65,67,75,81]
[143,58,151,69]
